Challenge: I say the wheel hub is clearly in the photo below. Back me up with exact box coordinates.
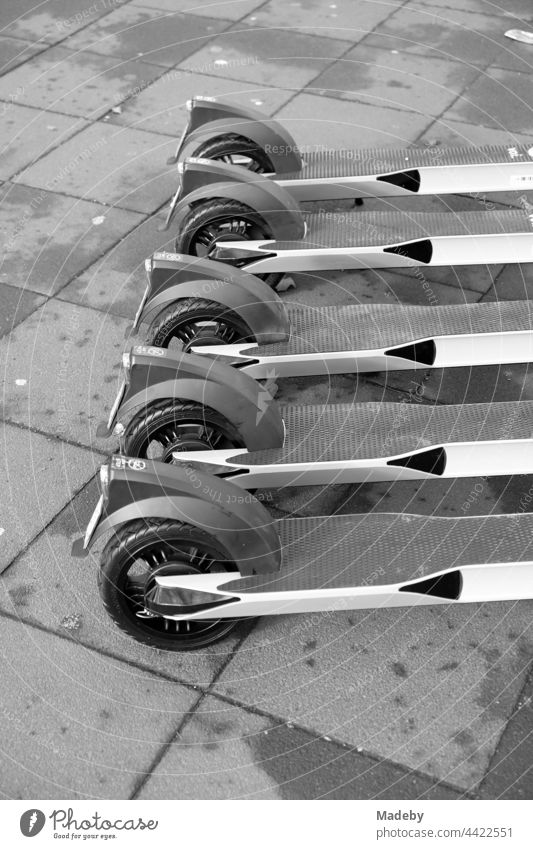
[161,435,210,463]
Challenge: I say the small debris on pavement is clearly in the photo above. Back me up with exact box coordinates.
[61,613,83,632]
[92,215,106,226]
[15,379,27,386]
[505,29,533,45]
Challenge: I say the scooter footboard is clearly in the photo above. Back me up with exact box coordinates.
[152,511,533,620]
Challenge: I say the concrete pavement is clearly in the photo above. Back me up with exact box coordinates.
[0,0,532,799]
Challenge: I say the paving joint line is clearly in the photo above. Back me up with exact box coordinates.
[407,0,532,23]
[0,414,103,458]
[5,115,176,186]
[477,658,533,795]
[0,470,102,578]
[0,6,237,177]
[129,623,256,799]
[0,603,483,799]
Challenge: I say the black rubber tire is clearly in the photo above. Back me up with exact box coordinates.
[192,134,274,174]
[123,400,244,461]
[98,518,240,650]
[147,297,254,350]
[175,198,283,290]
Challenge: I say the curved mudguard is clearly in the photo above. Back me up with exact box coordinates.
[167,158,305,240]
[98,348,284,451]
[170,95,302,174]
[71,456,281,577]
[134,252,290,343]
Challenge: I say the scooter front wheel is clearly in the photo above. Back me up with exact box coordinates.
[192,133,274,174]
[175,198,283,290]
[147,297,254,351]
[123,400,244,462]
[98,519,240,650]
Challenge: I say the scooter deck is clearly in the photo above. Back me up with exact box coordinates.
[301,209,530,247]
[200,300,533,376]
[177,401,533,486]
[213,209,533,272]
[225,511,533,592]
[156,511,533,620]
[283,144,533,181]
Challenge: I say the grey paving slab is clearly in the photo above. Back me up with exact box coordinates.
[65,5,231,68]
[131,0,264,20]
[399,263,503,297]
[0,46,165,120]
[478,668,533,798]
[0,0,131,45]
[0,421,100,572]
[365,6,531,69]
[240,0,403,39]
[0,182,144,296]
[419,116,533,149]
[0,615,197,799]
[138,695,462,799]
[15,121,175,213]
[0,479,246,688]
[407,1,533,73]
[58,215,172,318]
[0,298,130,450]
[107,69,295,136]
[310,46,480,118]
[446,67,533,135]
[0,35,46,75]
[178,26,350,90]
[0,103,87,181]
[485,265,533,301]
[215,599,533,790]
[0,282,45,338]
[274,93,433,150]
